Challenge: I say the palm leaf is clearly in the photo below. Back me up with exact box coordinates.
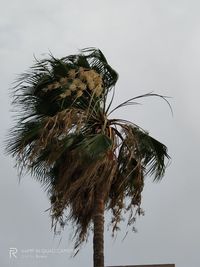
[77,134,112,160]
[108,92,172,115]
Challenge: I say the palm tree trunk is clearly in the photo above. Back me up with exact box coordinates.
[93,189,105,267]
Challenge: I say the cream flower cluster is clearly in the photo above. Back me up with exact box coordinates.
[43,67,103,99]
[79,67,103,96]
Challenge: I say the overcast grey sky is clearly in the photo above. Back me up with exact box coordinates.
[1,1,200,267]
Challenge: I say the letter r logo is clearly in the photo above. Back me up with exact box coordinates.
[9,248,18,258]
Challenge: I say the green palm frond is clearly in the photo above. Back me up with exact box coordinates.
[108,92,173,115]
[77,134,113,160]
[114,123,170,181]
[132,127,170,180]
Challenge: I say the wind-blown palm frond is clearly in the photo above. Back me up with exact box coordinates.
[108,92,173,116]
[5,48,170,249]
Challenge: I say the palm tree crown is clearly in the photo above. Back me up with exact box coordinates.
[6,48,170,249]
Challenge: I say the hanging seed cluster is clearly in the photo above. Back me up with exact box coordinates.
[43,67,104,99]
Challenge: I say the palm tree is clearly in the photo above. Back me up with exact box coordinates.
[6,48,170,267]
